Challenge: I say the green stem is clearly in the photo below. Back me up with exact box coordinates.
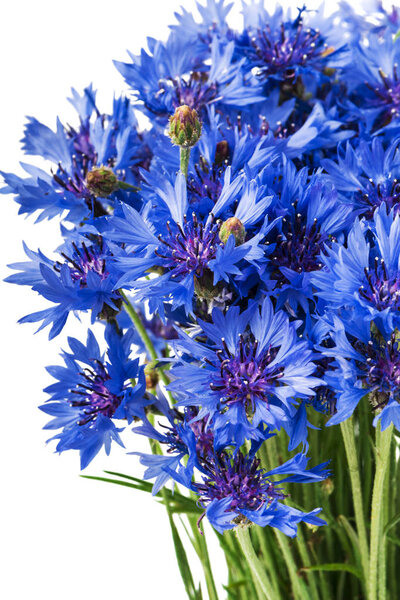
[117,180,140,192]
[187,514,219,600]
[296,525,320,600]
[147,420,198,599]
[121,291,174,402]
[180,147,191,178]
[236,526,275,600]
[378,459,390,600]
[274,529,311,600]
[340,418,370,586]
[255,528,282,599]
[368,423,393,600]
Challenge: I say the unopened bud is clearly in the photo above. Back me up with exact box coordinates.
[219,217,246,246]
[321,477,334,496]
[86,166,119,197]
[169,105,202,148]
[144,363,159,391]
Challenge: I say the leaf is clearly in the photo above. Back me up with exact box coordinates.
[395,29,400,42]
[82,471,202,514]
[82,472,202,597]
[167,511,201,600]
[301,563,362,580]
[337,515,361,566]
[223,579,250,590]
[387,534,400,548]
[384,511,400,536]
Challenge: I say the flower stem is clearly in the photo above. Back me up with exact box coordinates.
[236,526,275,600]
[120,291,174,402]
[295,525,320,600]
[368,423,393,600]
[340,418,370,587]
[274,529,311,600]
[187,514,219,600]
[378,460,390,600]
[180,147,190,178]
[255,527,282,599]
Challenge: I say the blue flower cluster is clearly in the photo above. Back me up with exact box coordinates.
[5,0,400,536]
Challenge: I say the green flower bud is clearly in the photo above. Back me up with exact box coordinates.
[168,105,202,148]
[219,217,246,246]
[321,477,334,496]
[86,166,119,197]
[144,362,159,391]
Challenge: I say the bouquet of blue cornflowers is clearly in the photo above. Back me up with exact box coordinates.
[5,1,400,598]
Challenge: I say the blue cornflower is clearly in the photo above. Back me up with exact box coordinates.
[317,313,400,431]
[114,32,264,123]
[171,0,235,49]
[322,137,400,219]
[261,165,352,314]
[40,326,149,469]
[238,4,347,89]
[6,236,120,338]
[219,98,352,171]
[169,296,323,447]
[170,445,328,535]
[343,30,400,132]
[1,86,146,223]
[311,204,400,335]
[103,171,268,315]
[133,399,215,494]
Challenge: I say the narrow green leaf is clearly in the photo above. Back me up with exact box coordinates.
[223,579,249,590]
[83,472,201,514]
[80,475,148,491]
[337,515,361,566]
[394,29,400,42]
[168,512,200,600]
[301,563,362,580]
[387,534,400,548]
[383,511,400,536]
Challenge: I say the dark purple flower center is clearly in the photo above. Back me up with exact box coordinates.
[188,413,215,459]
[270,213,330,278]
[195,452,285,513]
[356,178,400,218]
[356,333,400,410]
[366,67,400,126]
[155,214,221,279]
[70,360,122,426]
[188,157,226,208]
[157,72,218,113]
[52,155,92,199]
[67,121,97,162]
[161,423,188,455]
[248,17,329,80]
[359,259,400,312]
[208,336,283,411]
[55,241,108,287]
[160,409,214,460]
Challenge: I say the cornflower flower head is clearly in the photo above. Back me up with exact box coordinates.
[318,313,400,431]
[169,296,323,447]
[6,236,120,338]
[322,137,400,219]
[312,204,400,335]
[40,326,149,469]
[169,445,329,535]
[1,86,145,224]
[104,170,270,315]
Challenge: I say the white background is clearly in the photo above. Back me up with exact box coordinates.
[0,1,379,598]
